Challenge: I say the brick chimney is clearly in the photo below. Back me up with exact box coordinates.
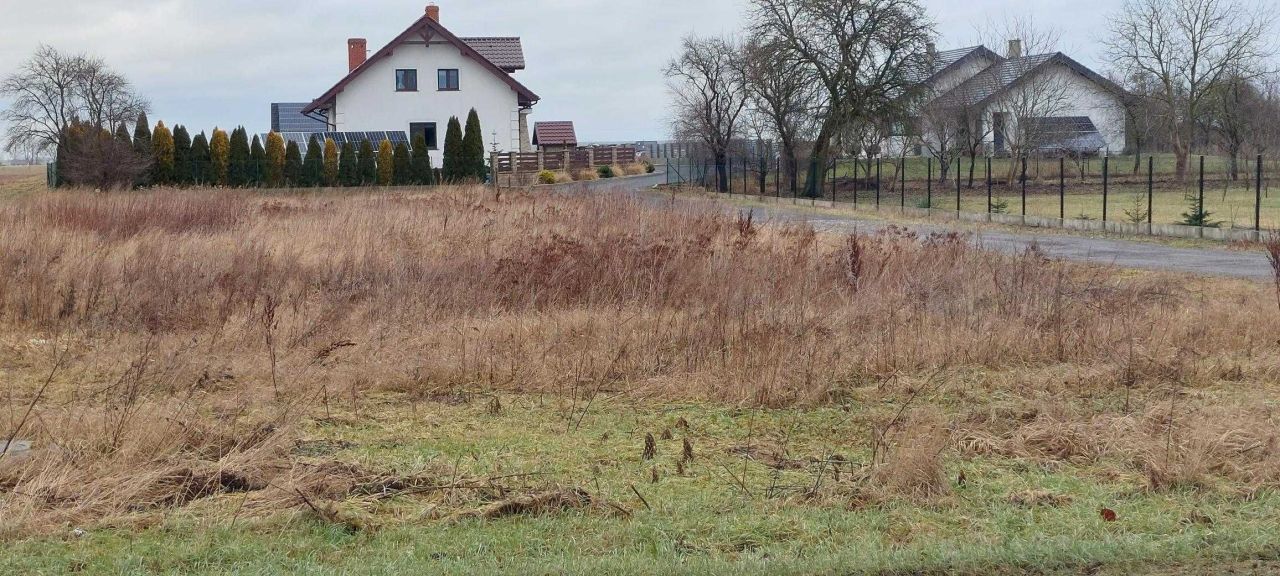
[425,3,440,22]
[348,38,368,72]
[1007,39,1022,59]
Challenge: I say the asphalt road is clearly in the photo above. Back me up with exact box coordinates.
[555,169,1273,280]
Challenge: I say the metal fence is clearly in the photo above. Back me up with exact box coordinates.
[668,153,1278,241]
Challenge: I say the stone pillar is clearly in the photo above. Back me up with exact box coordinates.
[518,108,532,153]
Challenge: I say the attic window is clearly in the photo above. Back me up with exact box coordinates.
[396,69,418,92]
[438,69,460,91]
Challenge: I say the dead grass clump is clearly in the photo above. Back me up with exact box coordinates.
[572,169,598,181]
[446,488,592,523]
[869,412,951,501]
[1009,489,1072,507]
[621,163,648,176]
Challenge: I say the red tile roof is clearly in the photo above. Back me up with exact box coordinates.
[460,37,525,71]
[533,121,577,146]
[303,13,539,115]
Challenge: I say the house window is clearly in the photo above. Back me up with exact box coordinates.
[438,69,460,91]
[396,69,418,92]
[409,122,438,150]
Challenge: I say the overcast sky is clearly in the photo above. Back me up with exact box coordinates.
[0,0,1189,149]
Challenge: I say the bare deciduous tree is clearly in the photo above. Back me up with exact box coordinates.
[751,0,933,197]
[60,122,151,190]
[1,45,147,157]
[741,35,821,194]
[666,35,750,193]
[1106,0,1277,181]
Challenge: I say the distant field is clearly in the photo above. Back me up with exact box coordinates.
[0,165,45,199]
[2,187,1280,574]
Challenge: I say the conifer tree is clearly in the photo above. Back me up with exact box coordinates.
[462,108,486,181]
[284,141,303,186]
[228,127,251,187]
[250,135,266,187]
[210,128,230,186]
[132,112,152,187]
[377,139,395,186]
[393,142,411,186]
[172,126,192,186]
[303,135,323,187]
[358,139,377,185]
[191,132,211,185]
[265,133,286,187]
[441,116,463,183]
[322,138,340,187]
[151,121,175,186]
[411,134,433,185]
[339,142,359,186]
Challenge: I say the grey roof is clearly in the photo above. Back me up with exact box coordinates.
[1025,117,1108,154]
[908,46,1001,85]
[461,37,525,71]
[938,53,1057,107]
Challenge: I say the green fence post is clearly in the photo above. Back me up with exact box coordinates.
[1102,155,1109,223]
[1257,154,1263,232]
[1059,157,1065,220]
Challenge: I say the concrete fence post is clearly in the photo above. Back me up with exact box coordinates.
[588,149,596,168]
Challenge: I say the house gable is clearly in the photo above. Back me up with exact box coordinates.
[303,9,539,116]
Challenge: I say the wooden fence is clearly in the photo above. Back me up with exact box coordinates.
[492,146,639,175]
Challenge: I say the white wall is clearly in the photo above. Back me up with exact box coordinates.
[985,63,1127,155]
[331,40,524,165]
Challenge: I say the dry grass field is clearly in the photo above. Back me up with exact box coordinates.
[0,165,44,199]
[2,186,1280,574]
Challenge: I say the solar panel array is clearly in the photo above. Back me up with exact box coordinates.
[270,103,328,133]
[260,131,411,155]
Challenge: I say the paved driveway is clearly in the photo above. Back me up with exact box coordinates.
[557,168,1273,280]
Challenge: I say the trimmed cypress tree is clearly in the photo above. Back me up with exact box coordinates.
[339,142,359,187]
[393,142,412,186]
[284,141,304,186]
[132,112,152,187]
[462,108,486,181]
[151,121,175,186]
[358,139,377,185]
[191,132,211,185]
[410,134,433,185]
[441,116,463,183]
[210,129,230,186]
[250,135,266,187]
[377,139,395,186]
[265,133,286,187]
[172,126,192,186]
[227,127,251,187]
[303,135,323,187]
[322,138,340,187]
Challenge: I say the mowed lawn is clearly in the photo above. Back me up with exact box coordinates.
[2,187,1280,575]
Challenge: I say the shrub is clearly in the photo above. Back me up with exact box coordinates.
[462,108,486,181]
[358,140,377,185]
[302,135,323,187]
[597,165,615,179]
[574,169,599,181]
[644,161,656,174]
[393,142,412,186]
[172,126,192,186]
[442,116,463,183]
[622,163,647,176]
[151,121,175,186]
[250,135,266,187]
[265,133,286,187]
[322,138,340,187]
[339,142,359,187]
[228,127,252,187]
[377,140,394,186]
[210,129,230,186]
[537,170,558,185]
[283,141,303,186]
[410,134,433,185]
[191,132,212,185]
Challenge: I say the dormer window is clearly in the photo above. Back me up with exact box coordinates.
[396,69,418,92]
[438,69,460,91]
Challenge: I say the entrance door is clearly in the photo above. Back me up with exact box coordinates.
[992,113,1008,155]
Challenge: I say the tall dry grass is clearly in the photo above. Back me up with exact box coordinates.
[0,186,1277,530]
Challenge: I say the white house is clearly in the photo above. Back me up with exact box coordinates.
[302,4,539,165]
[894,41,1128,158]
